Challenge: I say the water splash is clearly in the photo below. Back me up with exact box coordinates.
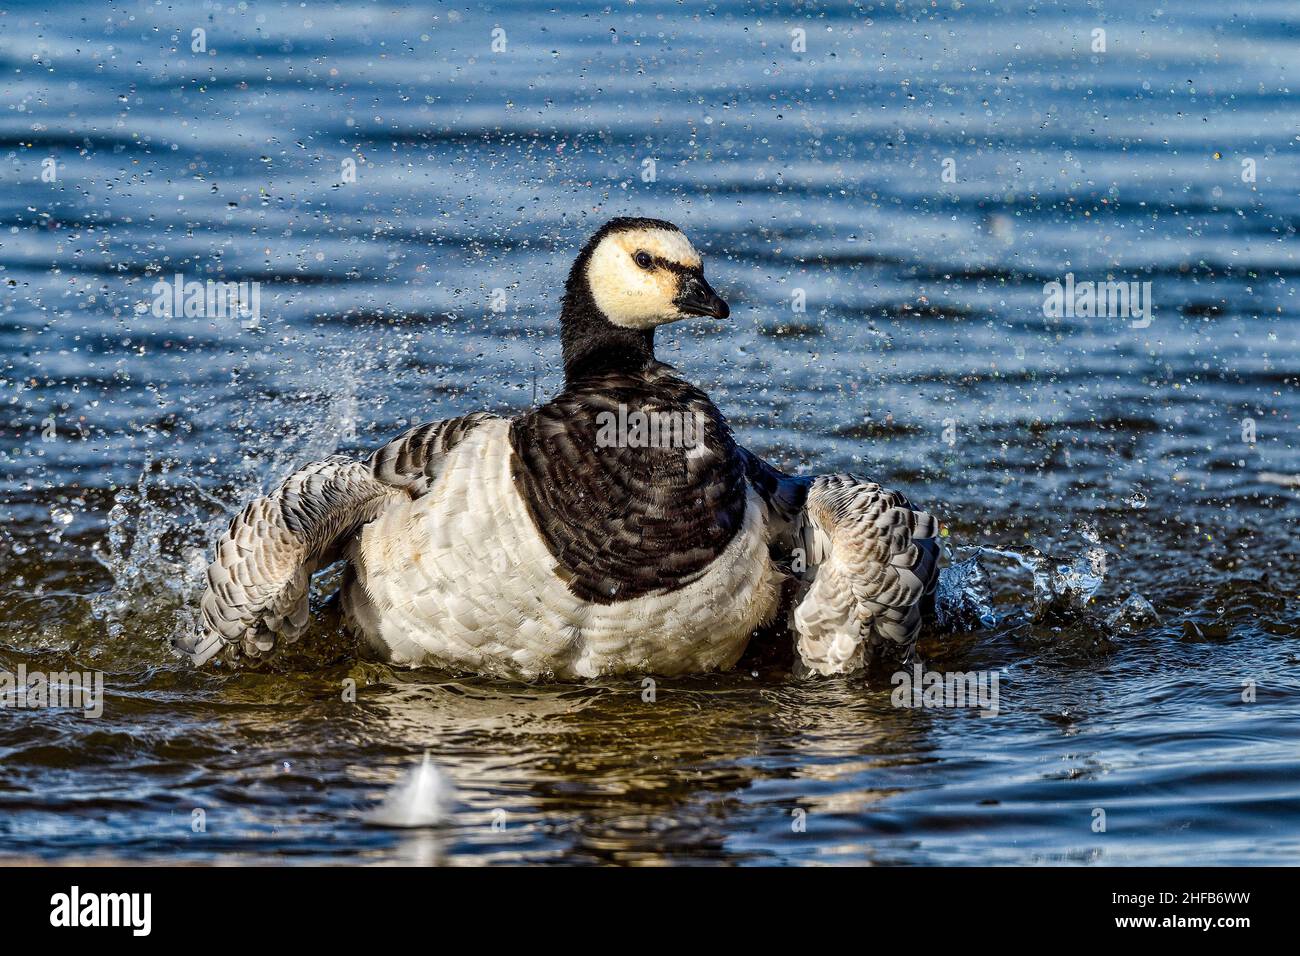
[84,342,384,650]
[935,548,996,631]
[1044,524,1109,615]
[951,522,1154,634]
[89,456,208,642]
[1104,593,1161,633]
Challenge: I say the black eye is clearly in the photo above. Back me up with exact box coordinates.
[633,250,653,270]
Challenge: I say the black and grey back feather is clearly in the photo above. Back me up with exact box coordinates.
[178,412,497,665]
[510,363,746,604]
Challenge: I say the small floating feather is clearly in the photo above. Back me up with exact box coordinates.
[365,752,454,828]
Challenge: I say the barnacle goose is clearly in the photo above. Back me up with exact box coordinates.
[180,218,941,679]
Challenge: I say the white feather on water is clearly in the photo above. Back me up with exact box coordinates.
[365,752,455,828]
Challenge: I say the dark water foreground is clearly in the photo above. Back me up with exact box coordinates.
[0,1,1296,864]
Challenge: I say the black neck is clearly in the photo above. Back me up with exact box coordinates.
[560,257,656,383]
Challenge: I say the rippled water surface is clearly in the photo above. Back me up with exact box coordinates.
[1,0,1297,864]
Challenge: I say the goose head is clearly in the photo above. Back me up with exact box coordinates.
[560,217,728,380]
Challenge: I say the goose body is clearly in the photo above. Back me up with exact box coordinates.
[344,415,781,680]
[186,218,942,678]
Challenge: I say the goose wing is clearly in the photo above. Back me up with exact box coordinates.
[740,451,942,675]
[179,412,498,665]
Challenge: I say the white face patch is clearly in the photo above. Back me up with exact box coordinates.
[586,228,704,329]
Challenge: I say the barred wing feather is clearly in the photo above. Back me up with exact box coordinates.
[179,413,497,665]
[792,475,942,675]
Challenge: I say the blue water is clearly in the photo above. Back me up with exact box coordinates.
[0,0,1296,864]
